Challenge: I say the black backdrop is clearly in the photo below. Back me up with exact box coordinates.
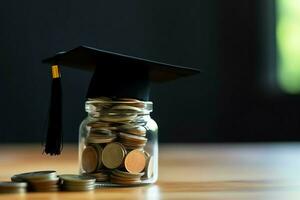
[0,1,217,143]
[1,0,299,143]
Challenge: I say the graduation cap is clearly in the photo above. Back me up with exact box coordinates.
[43,46,200,155]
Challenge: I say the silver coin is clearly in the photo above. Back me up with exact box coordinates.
[0,188,26,193]
[61,185,95,191]
[0,181,27,188]
[59,174,96,184]
[13,171,57,181]
[0,182,27,193]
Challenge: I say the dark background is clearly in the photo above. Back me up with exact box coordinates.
[1,0,299,143]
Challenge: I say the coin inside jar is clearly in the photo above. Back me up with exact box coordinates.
[124,149,146,173]
[102,142,126,169]
[119,125,147,136]
[82,146,99,173]
[145,156,154,179]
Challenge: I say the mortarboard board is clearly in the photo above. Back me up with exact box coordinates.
[42,46,200,155]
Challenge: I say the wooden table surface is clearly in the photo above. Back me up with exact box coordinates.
[0,143,300,199]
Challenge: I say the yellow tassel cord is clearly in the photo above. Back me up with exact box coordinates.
[51,65,60,79]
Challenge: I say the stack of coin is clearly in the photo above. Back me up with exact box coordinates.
[0,182,27,193]
[59,174,96,191]
[119,132,147,150]
[81,97,155,185]
[11,171,60,192]
[87,133,117,144]
[86,171,110,182]
[110,170,143,185]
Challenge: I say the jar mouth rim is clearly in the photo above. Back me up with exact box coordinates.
[86,99,153,105]
[85,98,153,114]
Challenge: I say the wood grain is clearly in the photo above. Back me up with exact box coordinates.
[0,143,300,199]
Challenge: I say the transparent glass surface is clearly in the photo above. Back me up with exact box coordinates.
[79,98,158,187]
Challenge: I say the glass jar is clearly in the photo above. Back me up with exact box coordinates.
[79,97,158,186]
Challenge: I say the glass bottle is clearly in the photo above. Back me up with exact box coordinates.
[79,97,158,186]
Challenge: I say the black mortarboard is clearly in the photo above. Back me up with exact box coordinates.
[43,46,200,155]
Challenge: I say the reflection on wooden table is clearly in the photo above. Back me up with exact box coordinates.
[0,143,300,199]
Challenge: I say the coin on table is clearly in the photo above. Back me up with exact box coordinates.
[30,184,60,192]
[59,174,96,184]
[11,175,24,182]
[60,174,96,191]
[102,142,126,169]
[124,149,146,173]
[87,171,109,182]
[28,178,60,192]
[12,170,57,181]
[28,176,60,183]
[82,146,99,173]
[61,184,95,191]
[0,182,27,193]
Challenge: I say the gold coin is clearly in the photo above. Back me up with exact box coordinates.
[112,169,144,178]
[87,121,112,128]
[88,96,112,101]
[31,184,60,189]
[116,98,145,108]
[13,171,57,181]
[119,125,147,136]
[119,132,147,143]
[100,114,137,122]
[0,181,27,188]
[28,177,60,185]
[117,98,140,102]
[110,175,139,182]
[90,127,112,135]
[92,144,103,170]
[61,184,95,191]
[110,176,141,185]
[102,143,126,169]
[120,141,146,150]
[82,146,98,173]
[87,171,109,182]
[0,182,27,193]
[144,150,151,158]
[59,174,96,184]
[87,134,117,144]
[124,149,146,173]
[111,105,142,112]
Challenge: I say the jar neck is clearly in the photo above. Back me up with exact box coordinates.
[85,97,153,120]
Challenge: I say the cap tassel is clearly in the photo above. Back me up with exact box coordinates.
[44,65,63,155]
